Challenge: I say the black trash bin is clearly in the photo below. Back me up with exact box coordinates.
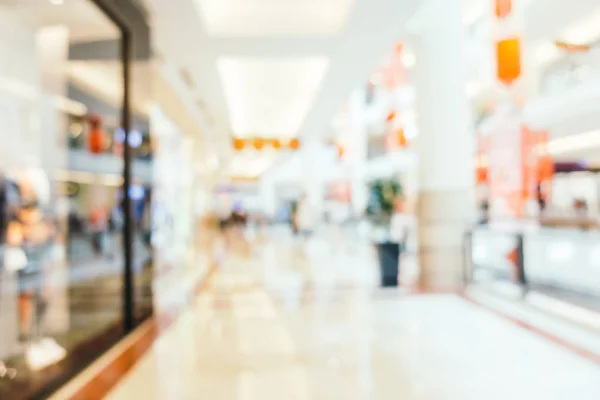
[376,242,400,287]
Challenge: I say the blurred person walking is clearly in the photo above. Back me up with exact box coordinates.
[89,205,108,256]
[293,195,317,257]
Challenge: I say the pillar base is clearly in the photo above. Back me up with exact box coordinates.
[418,246,466,292]
[418,190,471,292]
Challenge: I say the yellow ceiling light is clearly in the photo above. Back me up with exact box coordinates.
[217,57,329,138]
[547,130,600,155]
[194,0,354,36]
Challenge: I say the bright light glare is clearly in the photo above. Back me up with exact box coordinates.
[536,9,600,67]
[194,0,353,36]
[463,0,487,25]
[466,81,481,98]
[562,9,600,44]
[26,339,67,371]
[547,130,600,155]
[218,57,329,138]
[403,122,419,140]
[402,51,416,68]
[534,42,560,65]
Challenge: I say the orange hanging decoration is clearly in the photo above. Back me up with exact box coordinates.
[336,144,345,160]
[476,167,489,185]
[233,138,245,151]
[496,36,521,85]
[381,42,406,89]
[289,138,300,150]
[272,139,282,149]
[253,138,265,150]
[88,114,105,154]
[386,110,396,123]
[398,128,407,147]
[495,0,512,19]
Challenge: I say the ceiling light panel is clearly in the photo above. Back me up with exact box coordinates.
[218,57,329,138]
[194,0,354,36]
[562,9,600,44]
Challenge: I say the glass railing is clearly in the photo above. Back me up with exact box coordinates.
[468,226,600,297]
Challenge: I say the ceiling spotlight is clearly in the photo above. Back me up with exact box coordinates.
[128,130,143,148]
[48,0,64,5]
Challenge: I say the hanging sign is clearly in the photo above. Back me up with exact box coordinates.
[495,0,512,19]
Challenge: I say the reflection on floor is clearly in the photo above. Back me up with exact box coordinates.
[107,231,600,399]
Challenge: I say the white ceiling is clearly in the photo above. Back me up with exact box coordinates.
[67,61,152,116]
[193,0,354,37]
[141,0,600,178]
[217,57,330,138]
[142,0,422,177]
[0,0,119,43]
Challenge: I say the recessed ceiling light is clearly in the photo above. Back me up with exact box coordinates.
[194,0,353,37]
[562,10,600,45]
[49,0,64,5]
[217,57,329,138]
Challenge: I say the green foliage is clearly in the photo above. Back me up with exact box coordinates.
[366,179,402,219]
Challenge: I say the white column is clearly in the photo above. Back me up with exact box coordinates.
[414,0,474,290]
[302,139,324,217]
[348,91,369,217]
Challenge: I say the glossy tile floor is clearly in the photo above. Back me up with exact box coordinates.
[107,230,600,399]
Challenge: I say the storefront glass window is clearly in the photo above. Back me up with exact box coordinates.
[0,0,146,397]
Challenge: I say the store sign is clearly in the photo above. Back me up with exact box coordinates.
[495,0,512,19]
[488,112,523,218]
[496,37,521,85]
[487,111,551,219]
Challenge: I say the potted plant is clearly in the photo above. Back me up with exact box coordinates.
[366,179,403,287]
